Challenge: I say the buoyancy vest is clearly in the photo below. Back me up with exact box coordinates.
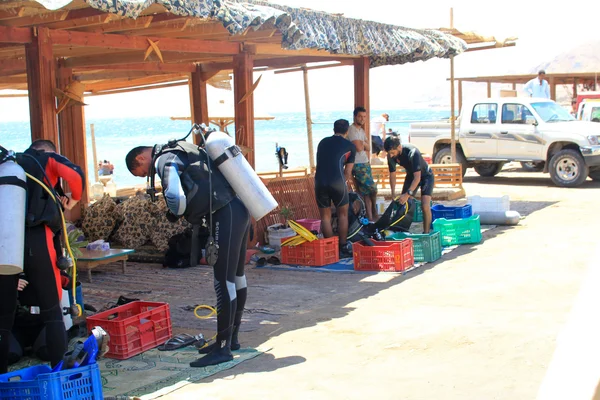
[154,141,236,225]
[16,149,62,233]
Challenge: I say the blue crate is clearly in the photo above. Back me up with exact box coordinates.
[431,204,472,221]
[0,363,103,400]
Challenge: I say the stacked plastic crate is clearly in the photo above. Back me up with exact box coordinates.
[431,204,481,246]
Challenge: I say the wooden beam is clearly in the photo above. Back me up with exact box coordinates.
[118,17,191,36]
[233,51,255,167]
[64,51,227,68]
[4,10,69,27]
[202,55,349,73]
[43,9,118,30]
[25,26,58,145]
[465,42,516,52]
[0,7,25,21]
[487,81,492,97]
[228,29,278,42]
[56,61,88,215]
[49,29,241,55]
[0,57,25,75]
[457,77,462,118]
[87,80,188,96]
[550,77,556,101]
[0,75,27,84]
[189,65,209,145]
[252,43,357,58]
[0,25,32,43]
[78,15,153,33]
[85,74,186,92]
[76,62,196,73]
[354,56,370,138]
[74,70,175,81]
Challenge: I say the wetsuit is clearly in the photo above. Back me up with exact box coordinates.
[315,135,356,208]
[0,149,85,373]
[154,142,250,367]
[387,143,435,196]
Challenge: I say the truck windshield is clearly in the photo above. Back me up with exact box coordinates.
[531,102,575,122]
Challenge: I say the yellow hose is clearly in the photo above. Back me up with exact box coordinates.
[24,172,82,317]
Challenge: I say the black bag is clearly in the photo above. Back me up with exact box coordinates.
[163,228,208,269]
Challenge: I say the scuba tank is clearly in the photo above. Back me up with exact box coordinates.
[0,151,27,275]
[204,130,278,220]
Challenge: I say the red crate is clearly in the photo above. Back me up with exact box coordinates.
[296,218,321,234]
[86,301,171,360]
[281,236,339,266]
[353,239,414,272]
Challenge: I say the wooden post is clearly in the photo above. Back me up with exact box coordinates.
[550,77,557,101]
[302,65,315,172]
[457,79,463,113]
[56,60,89,219]
[233,52,255,167]
[354,56,370,140]
[487,82,492,98]
[450,55,456,162]
[573,79,578,99]
[90,124,99,183]
[512,83,516,90]
[25,26,58,145]
[189,65,209,145]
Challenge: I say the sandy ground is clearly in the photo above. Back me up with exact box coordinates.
[144,164,600,400]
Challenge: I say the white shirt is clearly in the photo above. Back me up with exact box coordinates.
[370,116,386,138]
[524,77,550,99]
[347,124,369,164]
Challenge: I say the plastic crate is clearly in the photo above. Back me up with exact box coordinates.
[295,218,321,234]
[467,195,510,213]
[353,239,414,272]
[412,199,433,222]
[432,215,482,246]
[0,363,103,400]
[281,236,339,266]
[431,204,472,221]
[86,301,172,360]
[387,231,442,263]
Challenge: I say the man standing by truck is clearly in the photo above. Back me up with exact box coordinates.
[524,70,550,99]
[384,136,434,233]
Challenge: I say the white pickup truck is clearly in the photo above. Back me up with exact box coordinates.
[409,97,600,187]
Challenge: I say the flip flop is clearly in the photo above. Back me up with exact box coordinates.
[267,256,281,265]
[157,333,204,351]
[256,257,267,267]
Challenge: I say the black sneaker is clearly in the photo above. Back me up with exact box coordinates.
[339,243,353,259]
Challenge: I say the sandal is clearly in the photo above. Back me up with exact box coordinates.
[256,257,267,267]
[267,256,281,265]
[157,333,205,351]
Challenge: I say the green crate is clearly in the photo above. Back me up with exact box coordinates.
[386,231,442,262]
[432,215,482,246]
[412,200,432,223]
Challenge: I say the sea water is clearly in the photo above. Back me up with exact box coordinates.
[0,108,449,188]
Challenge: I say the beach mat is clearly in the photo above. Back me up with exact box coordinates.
[8,346,263,399]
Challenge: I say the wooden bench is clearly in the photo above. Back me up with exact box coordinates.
[370,163,463,189]
[76,248,135,283]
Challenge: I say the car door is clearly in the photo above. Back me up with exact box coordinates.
[497,103,544,160]
[460,102,498,158]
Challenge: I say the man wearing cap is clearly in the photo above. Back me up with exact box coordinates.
[524,70,550,99]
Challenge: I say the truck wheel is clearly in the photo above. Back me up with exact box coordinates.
[520,161,544,172]
[433,147,468,177]
[474,163,504,177]
[589,167,600,181]
[549,149,589,187]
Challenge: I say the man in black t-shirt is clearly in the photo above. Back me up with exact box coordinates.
[384,136,435,233]
[315,119,356,257]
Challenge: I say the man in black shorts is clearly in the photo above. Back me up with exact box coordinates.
[384,136,435,233]
[315,119,356,257]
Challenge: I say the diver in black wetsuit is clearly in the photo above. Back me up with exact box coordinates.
[126,141,250,368]
[314,119,356,258]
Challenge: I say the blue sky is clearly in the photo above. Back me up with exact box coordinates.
[1,0,598,121]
